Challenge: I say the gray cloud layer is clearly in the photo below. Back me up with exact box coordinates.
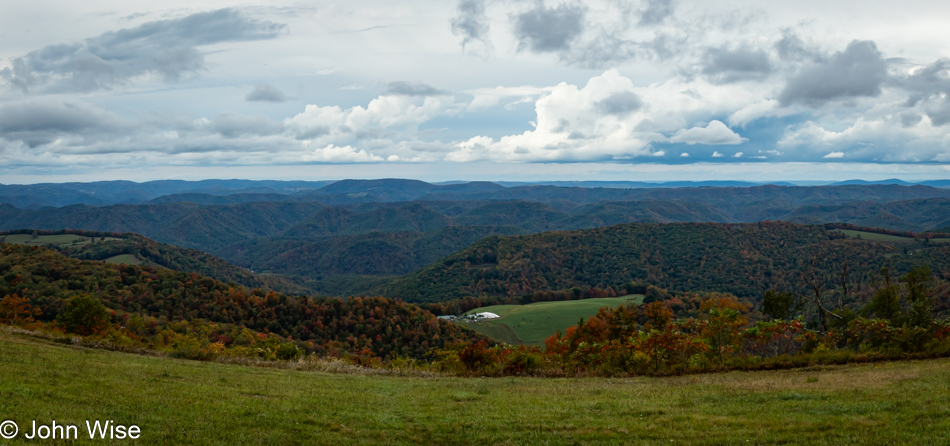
[774,30,818,61]
[246,83,288,102]
[639,0,675,25]
[779,40,887,106]
[513,2,586,53]
[1,9,285,93]
[206,112,285,138]
[899,59,950,125]
[703,46,773,83]
[384,81,449,96]
[451,0,490,50]
[596,91,642,115]
[0,100,124,147]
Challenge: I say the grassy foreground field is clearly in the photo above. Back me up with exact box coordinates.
[1,331,948,445]
[460,295,645,345]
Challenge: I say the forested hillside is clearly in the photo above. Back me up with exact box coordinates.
[381,222,950,303]
[222,226,526,277]
[3,182,950,297]
[0,201,326,251]
[0,229,308,295]
[0,243,484,359]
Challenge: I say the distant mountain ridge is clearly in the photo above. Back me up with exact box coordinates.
[4,178,949,208]
[0,179,335,208]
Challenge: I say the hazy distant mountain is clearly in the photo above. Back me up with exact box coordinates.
[830,179,913,186]
[0,179,335,208]
[494,180,771,188]
[5,178,950,208]
[147,193,295,205]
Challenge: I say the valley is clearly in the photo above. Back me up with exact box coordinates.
[0,182,947,383]
[3,180,950,298]
[5,1,948,442]
[2,178,950,443]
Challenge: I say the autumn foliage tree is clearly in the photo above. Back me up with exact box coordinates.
[0,293,42,326]
[698,296,750,365]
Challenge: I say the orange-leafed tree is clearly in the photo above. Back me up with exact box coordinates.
[0,293,42,326]
[698,295,751,365]
[642,301,674,331]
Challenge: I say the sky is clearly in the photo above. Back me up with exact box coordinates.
[2,0,950,183]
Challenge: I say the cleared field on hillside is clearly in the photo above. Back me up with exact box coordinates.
[104,254,145,265]
[837,229,916,243]
[836,229,950,244]
[460,295,644,345]
[0,233,120,247]
[0,331,948,445]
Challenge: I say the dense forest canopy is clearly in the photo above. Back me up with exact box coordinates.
[0,243,485,359]
[382,222,950,303]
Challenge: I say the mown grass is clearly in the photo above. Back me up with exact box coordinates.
[836,229,950,244]
[0,234,121,247]
[461,295,644,345]
[103,254,145,265]
[1,330,948,445]
[0,234,36,244]
[460,320,523,345]
[837,229,916,243]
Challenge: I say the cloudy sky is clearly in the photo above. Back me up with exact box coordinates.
[2,0,950,183]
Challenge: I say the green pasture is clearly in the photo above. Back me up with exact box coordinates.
[1,330,948,445]
[837,229,916,243]
[837,229,950,245]
[0,234,38,244]
[460,295,644,345]
[0,233,120,247]
[103,254,145,265]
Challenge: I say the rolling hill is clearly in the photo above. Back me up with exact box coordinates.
[0,229,310,295]
[4,182,950,297]
[379,221,950,303]
[0,242,484,359]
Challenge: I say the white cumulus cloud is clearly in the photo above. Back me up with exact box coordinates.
[302,144,384,162]
[668,120,747,145]
[448,69,654,162]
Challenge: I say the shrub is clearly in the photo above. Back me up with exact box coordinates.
[57,295,110,336]
[276,343,303,361]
